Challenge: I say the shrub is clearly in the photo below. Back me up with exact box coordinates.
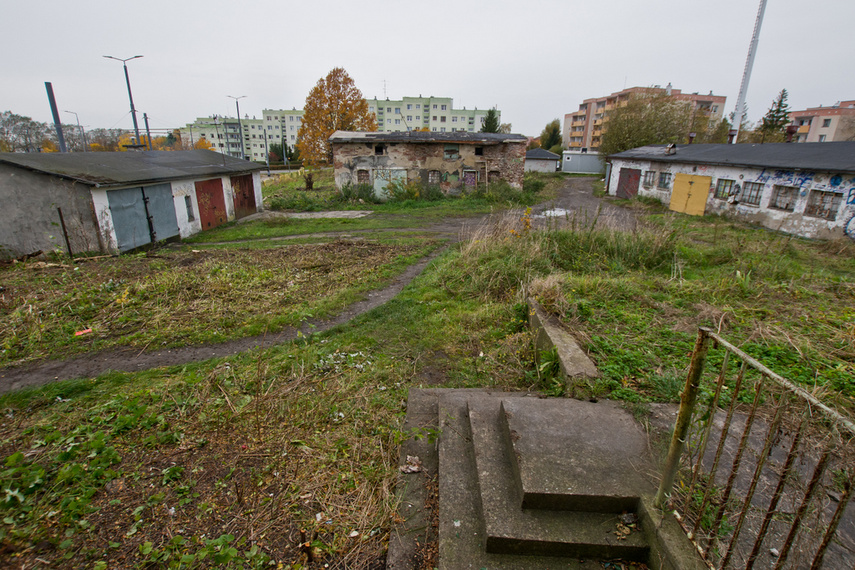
[337,183,381,204]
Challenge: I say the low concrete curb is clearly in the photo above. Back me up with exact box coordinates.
[527,297,599,385]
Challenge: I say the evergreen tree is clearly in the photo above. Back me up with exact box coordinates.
[480,108,500,133]
[758,89,790,143]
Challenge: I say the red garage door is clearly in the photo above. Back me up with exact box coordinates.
[616,168,640,199]
[195,178,228,229]
[231,174,256,220]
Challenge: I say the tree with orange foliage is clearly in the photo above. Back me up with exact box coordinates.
[296,67,376,166]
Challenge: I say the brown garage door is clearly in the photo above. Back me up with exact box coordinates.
[616,168,640,199]
[195,178,228,229]
[231,174,256,220]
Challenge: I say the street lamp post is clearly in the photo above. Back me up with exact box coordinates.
[63,110,88,152]
[227,95,247,160]
[103,55,143,144]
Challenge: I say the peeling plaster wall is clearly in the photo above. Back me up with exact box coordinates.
[332,141,526,193]
[608,158,855,240]
[0,164,104,259]
[171,180,203,238]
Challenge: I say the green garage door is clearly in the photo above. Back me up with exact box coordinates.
[107,184,179,252]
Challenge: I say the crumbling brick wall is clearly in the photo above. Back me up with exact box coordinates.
[333,139,527,192]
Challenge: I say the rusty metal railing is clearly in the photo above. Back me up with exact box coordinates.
[655,327,855,569]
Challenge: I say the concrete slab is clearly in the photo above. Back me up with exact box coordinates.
[468,394,648,561]
[387,389,442,569]
[501,398,653,513]
[527,298,599,383]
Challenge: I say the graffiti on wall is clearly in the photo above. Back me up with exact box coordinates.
[756,169,816,187]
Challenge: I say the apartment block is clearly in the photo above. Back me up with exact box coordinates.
[181,109,304,162]
[563,84,726,152]
[789,100,855,143]
[366,96,497,133]
[181,95,497,162]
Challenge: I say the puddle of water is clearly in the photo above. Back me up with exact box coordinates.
[537,208,574,218]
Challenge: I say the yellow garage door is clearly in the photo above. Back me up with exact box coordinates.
[669,174,711,216]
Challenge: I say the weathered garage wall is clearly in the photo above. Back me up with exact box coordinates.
[333,140,526,193]
[608,158,855,240]
[0,164,103,259]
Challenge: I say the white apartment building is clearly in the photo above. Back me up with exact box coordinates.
[181,96,497,161]
[366,96,497,133]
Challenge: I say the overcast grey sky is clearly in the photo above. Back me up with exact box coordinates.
[2,0,853,138]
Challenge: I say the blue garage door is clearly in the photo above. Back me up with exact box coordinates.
[107,184,179,252]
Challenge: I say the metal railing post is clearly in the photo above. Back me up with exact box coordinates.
[654,327,710,509]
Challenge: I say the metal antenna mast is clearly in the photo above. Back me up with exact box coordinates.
[731,0,768,143]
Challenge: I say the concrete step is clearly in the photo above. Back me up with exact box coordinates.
[500,397,653,513]
[467,394,649,561]
[437,391,602,569]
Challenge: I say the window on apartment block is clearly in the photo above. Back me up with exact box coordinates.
[805,190,843,220]
[714,178,734,199]
[822,118,832,127]
[444,144,459,159]
[387,119,391,124]
[643,171,656,187]
[374,145,384,156]
[441,104,447,110]
[415,104,420,110]
[395,119,401,125]
[395,107,400,114]
[357,170,370,184]
[407,115,412,121]
[819,135,827,142]
[769,185,797,211]
[433,104,438,109]
[657,172,671,189]
[741,181,764,205]
[474,147,484,156]
[441,116,447,122]
[386,107,391,113]
[406,104,412,110]
[440,127,446,132]
[432,116,437,121]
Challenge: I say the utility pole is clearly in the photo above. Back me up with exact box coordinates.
[44,82,67,152]
[227,95,247,160]
[64,110,88,151]
[143,113,153,150]
[731,0,768,143]
[103,55,143,144]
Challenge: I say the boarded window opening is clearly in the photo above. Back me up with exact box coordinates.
[475,146,484,156]
[805,190,842,220]
[374,145,384,156]
[714,179,734,200]
[444,144,460,160]
[489,170,501,181]
[184,195,195,222]
[769,185,797,211]
[428,170,440,184]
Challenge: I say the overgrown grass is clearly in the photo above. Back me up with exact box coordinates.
[3,183,849,567]
[194,172,564,245]
[1,240,440,365]
[0,242,538,568]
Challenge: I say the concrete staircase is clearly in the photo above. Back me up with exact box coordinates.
[387,389,706,570]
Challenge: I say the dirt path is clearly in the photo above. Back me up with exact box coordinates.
[0,177,633,393]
